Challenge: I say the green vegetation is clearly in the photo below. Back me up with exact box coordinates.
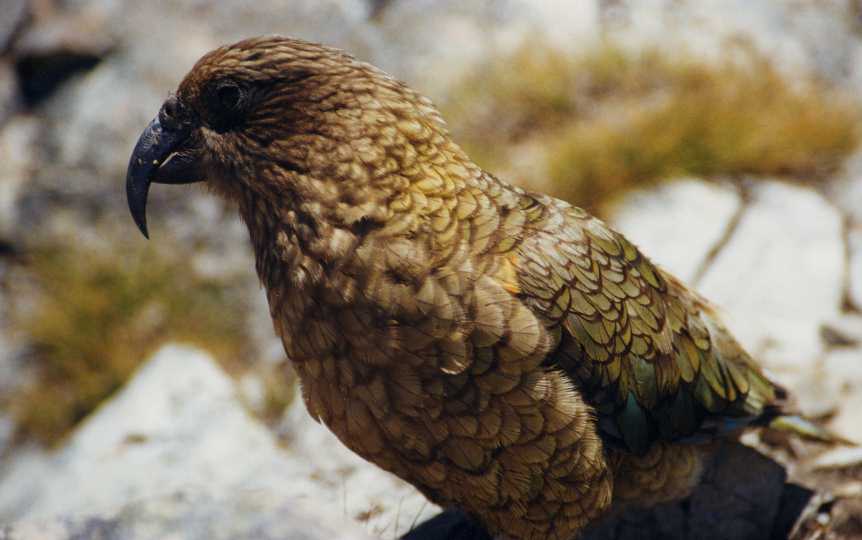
[8,236,265,445]
[443,45,860,213]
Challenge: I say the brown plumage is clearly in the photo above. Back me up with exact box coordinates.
[125,36,838,539]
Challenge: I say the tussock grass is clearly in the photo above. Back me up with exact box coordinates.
[8,237,259,445]
[444,45,860,213]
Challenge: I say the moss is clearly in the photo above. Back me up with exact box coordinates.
[443,44,861,213]
[8,236,260,445]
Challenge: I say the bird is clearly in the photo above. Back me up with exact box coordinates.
[125,36,844,539]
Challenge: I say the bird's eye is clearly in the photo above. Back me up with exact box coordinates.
[215,82,242,111]
[204,80,248,132]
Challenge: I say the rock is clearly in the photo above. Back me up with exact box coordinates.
[848,226,862,311]
[697,181,844,375]
[0,61,21,126]
[601,0,862,91]
[12,6,116,106]
[0,490,372,540]
[820,315,862,349]
[278,390,438,536]
[813,447,862,471]
[789,491,862,540]
[0,115,38,240]
[371,0,600,97]
[819,348,862,443]
[0,0,28,54]
[0,345,432,537]
[827,150,862,226]
[607,178,741,284]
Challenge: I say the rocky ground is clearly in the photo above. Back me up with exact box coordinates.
[0,346,427,539]
[0,0,861,539]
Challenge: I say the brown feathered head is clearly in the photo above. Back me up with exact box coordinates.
[126,35,452,237]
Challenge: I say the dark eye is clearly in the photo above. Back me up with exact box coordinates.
[215,82,242,111]
[205,80,248,132]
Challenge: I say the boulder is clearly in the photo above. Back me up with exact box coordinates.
[601,0,862,91]
[0,490,372,540]
[0,345,432,537]
[697,181,844,373]
[607,178,741,284]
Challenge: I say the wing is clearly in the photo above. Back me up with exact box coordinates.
[512,193,780,455]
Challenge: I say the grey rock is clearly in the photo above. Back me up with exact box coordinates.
[697,181,844,373]
[813,446,862,470]
[849,227,862,310]
[0,345,432,537]
[607,178,742,284]
[9,6,116,107]
[602,0,862,92]
[820,347,862,443]
[0,490,372,540]
[371,0,600,97]
[0,61,21,126]
[828,150,862,226]
[0,115,38,240]
[0,0,28,53]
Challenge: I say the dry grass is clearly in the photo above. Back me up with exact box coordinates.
[443,44,861,213]
[7,237,259,445]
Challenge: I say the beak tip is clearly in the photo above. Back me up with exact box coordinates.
[137,221,150,239]
[126,171,152,240]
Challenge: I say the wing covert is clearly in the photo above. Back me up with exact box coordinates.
[513,198,778,454]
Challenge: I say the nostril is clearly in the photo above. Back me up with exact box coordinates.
[159,96,182,129]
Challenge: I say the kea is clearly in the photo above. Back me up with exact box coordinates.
[125,36,842,539]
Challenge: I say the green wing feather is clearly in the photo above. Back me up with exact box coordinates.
[512,198,779,454]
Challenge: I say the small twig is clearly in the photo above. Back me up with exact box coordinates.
[690,179,750,287]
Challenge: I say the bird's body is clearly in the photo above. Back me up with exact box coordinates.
[125,36,836,540]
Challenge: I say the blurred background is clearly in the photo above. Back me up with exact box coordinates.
[0,0,861,538]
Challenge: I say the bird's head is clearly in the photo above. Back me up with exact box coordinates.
[126,35,455,238]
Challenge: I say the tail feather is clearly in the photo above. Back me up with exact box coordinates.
[766,414,856,446]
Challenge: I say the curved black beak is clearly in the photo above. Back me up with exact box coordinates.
[125,98,200,238]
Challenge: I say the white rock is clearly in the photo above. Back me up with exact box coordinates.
[373,0,600,97]
[0,345,432,537]
[821,315,862,348]
[849,227,862,310]
[1,490,372,540]
[279,396,439,536]
[820,347,862,443]
[813,446,862,470]
[603,0,861,89]
[607,178,741,284]
[814,446,862,469]
[827,150,862,226]
[698,181,844,373]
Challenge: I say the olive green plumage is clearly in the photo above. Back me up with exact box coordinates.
[125,36,840,540]
[511,198,779,455]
